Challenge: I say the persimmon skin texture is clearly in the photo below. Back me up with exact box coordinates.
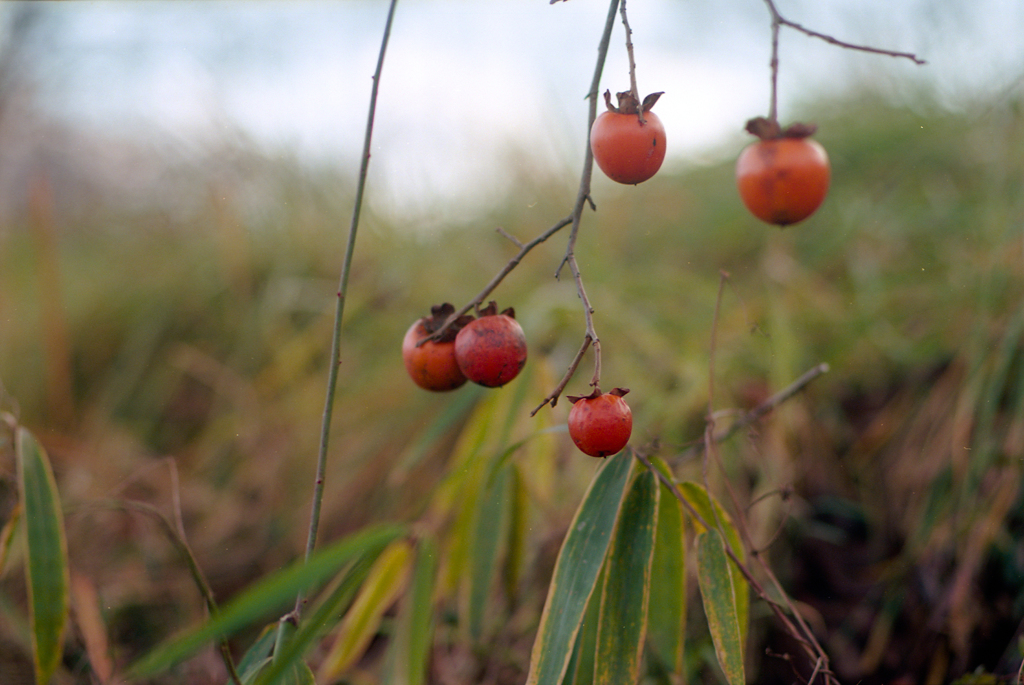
[402,319,467,392]
[736,137,830,226]
[454,314,527,388]
[590,110,667,185]
[568,393,633,458]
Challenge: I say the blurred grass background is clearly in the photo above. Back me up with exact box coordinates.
[1,27,1024,683]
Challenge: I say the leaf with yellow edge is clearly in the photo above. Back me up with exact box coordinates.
[678,481,749,648]
[16,427,70,685]
[318,538,413,680]
[696,529,745,685]
[647,461,686,676]
[594,468,658,685]
[526,452,635,685]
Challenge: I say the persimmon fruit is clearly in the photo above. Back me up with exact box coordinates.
[736,118,830,226]
[590,90,667,185]
[454,302,527,388]
[567,388,633,458]
[402,303,472,392]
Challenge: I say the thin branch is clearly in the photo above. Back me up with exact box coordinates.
[531,334,592,415]
[618,0,644,123]
[759,0,925,123]
[717,362,830,446]
[296,0,399,619]
[99,500,243,685]
[426,216,573,342]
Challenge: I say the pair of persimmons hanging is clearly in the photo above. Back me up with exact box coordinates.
[591,89,830,226]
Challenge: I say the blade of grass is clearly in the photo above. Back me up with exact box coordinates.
[253,551,379,685]
[16,427,69,685]
[384,535,438,685]
[127,523,404,679]
[317,539,413,680]
[468,462,512,643]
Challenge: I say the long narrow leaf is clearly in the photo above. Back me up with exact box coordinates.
[526,452,635,685]
[647,468,686,676]
[696,530,745,685]
[594,468,658,685]
[16,427,69,685]
[468,462,512,642]
[126,523,405,679]
[385,535,438,685]
[566,563,604,685]
[318,539,413,680]
[252,551,379,685]
[679,481,749,646]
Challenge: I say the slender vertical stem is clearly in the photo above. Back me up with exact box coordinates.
[768,9,781,123]
[294,0,399,618]
[618,0,644,123]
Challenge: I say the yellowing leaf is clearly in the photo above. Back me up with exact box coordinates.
[318,539,413,680]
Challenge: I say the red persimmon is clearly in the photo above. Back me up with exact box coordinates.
[590,90,667,185]
[735,119,830,226]
[402,303,472,392]
[454,302,527,388]
[567,388,633,458]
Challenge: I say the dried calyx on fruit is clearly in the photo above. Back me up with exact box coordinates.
[735,116,831,227]
[402,303,474,392]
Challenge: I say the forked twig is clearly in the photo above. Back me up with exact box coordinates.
[760,0,925,122]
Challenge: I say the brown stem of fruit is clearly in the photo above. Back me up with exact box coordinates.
[618,0,644,124]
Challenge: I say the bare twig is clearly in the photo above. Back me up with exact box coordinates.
[495,226,524,249]
[680,270,837,683]
[618,0,644,124]
[531,334,592,415]
[426,216,573,343]
[759,0,925,122]
[296,0,399,619]
[98,500,243,685]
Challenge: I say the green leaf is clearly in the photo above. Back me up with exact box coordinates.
[385,535,438,685]
[127,523,405,679]
[565,563,604,685]
[696,530,745,685]
[526,452,635,685]
[648,467,686,676]
[253,551,378,685]
[237,625,276,683]
[468,461,512,642]
[594,468,658,685]
[318,539,413,680]
[16,427,69,685]
[678,481,748,647]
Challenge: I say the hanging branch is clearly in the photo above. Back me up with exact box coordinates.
[760,0,925,122]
